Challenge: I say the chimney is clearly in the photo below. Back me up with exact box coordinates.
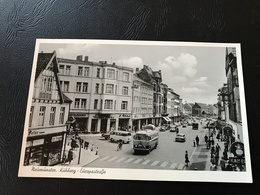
[84,56,88,62]
[76,55,83,61]
[135,68,139,73]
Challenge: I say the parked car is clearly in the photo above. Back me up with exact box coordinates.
[101,132,111,140]
[182,122,187,128]
[175,133,186,142]
[159,125,167,132]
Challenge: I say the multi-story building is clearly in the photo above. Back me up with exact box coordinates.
[136,65,163,126]
[168,89,182,123]
[183,103,194,116]
[24,52,71,166]
[132,72,154,130]
[192,103,209,116]
[58,55,133,133]
[218,48,242,142]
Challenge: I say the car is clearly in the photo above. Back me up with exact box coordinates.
[159,125,167,132]
[192,123,199,130]
[175,133,186,142]
[182,123,187,128]
[169,125,177,132]
[101,132,111,140]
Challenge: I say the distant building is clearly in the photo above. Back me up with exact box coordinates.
[168,89,182,123]
[58,55,133,133]
[183,103,194,116]
[192,103,209,116]
[24,52,71,166]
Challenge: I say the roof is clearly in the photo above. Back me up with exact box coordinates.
[62,93,72,103]
[35,52,57,81]
[194,103,209,109]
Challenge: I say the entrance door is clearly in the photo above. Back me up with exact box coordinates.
[91,119,98,132]
[100,119,107,133]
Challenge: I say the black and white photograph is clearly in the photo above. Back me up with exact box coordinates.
[18,39,252,183]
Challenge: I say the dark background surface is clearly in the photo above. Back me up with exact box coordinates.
[0,0,259,194]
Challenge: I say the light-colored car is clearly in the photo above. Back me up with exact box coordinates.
[175,133,186,142]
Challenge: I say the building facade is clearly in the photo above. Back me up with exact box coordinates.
[58,55,133,133]
[24,52,71,166]
[183,103,194,116]
[132,73,154,130]
[192,103,209,116]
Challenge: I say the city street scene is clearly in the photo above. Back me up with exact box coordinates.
[19,40,251,182]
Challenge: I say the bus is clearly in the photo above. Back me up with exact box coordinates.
[133,130,159,154]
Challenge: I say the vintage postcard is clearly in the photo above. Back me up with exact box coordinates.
[18,39,252,183]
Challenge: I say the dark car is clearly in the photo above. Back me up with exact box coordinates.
[192,123,199,130]
[101,131,112,140]
[169,125,177,132]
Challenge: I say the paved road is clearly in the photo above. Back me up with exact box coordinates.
[80,122,207,170]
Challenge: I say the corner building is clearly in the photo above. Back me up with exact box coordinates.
[58,55,133,133]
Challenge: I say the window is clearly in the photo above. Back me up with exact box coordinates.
[94,99,98,109]
[107,69,115,79]
[82,83,88,93]
[59,65,64,74]
[84,67,89,76]
[59,107,65,124]
[123,72,129,81]
[121,101,128,110]
[47,77,53,91]
[81,99,87,109]
[95,83,99,93]
[104,100,113,109]
[65,66,71,75]
[64,81,69,92]
[29,106,34,127]
[96,68,100,78]
[106,84,114,94]
[49,107,56,125]
[114,100,116,110]
[75,99,80,108]
[76,82,81,92]
[78,66,83,76]
[115,85,117,95]
[38,106,46,126]
[122,86,128,95]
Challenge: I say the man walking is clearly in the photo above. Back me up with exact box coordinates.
[185,150,190,167]
[195,135,200,146]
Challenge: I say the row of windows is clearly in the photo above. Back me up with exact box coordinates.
[59,65,130,81]
[74,99,129,110]
[60,81,129,95]
[133,107,153,114]
[29,106,65,127]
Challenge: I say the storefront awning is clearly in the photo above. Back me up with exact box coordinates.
[163,117,171,122]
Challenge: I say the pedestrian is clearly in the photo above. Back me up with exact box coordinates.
[95,147,99,155]
[220,157,226,171]
[185,150,190,167]
[204,135,208,144]
[67,149,73,164]
[216,143,221,152]
[193,139,196,147]
[84,141,89,150]
[211,146,215,157]
[195,135,199,146]
[91,144,94,152]
[216,133,220,141]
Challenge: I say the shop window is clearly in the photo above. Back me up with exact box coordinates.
[59,107,65,124]
[49,107,56,125]
[38,106,46,126]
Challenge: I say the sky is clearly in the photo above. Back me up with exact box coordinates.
[39,41,227,104]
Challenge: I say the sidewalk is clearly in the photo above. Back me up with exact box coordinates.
[186,130,231,171]
[57,136,99,167]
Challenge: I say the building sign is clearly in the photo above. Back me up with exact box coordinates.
[51,135,63,142]
[28,128,66,137]
[228,157,245,165]
[70,113,88,117]
[230,142,244,157]
[28,130,45,136]
[93,114,114,119]
[119,114,130,118]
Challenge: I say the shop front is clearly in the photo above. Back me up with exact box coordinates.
[24,129,66,166]
[118,114,130,131]
[70,113,88,133]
